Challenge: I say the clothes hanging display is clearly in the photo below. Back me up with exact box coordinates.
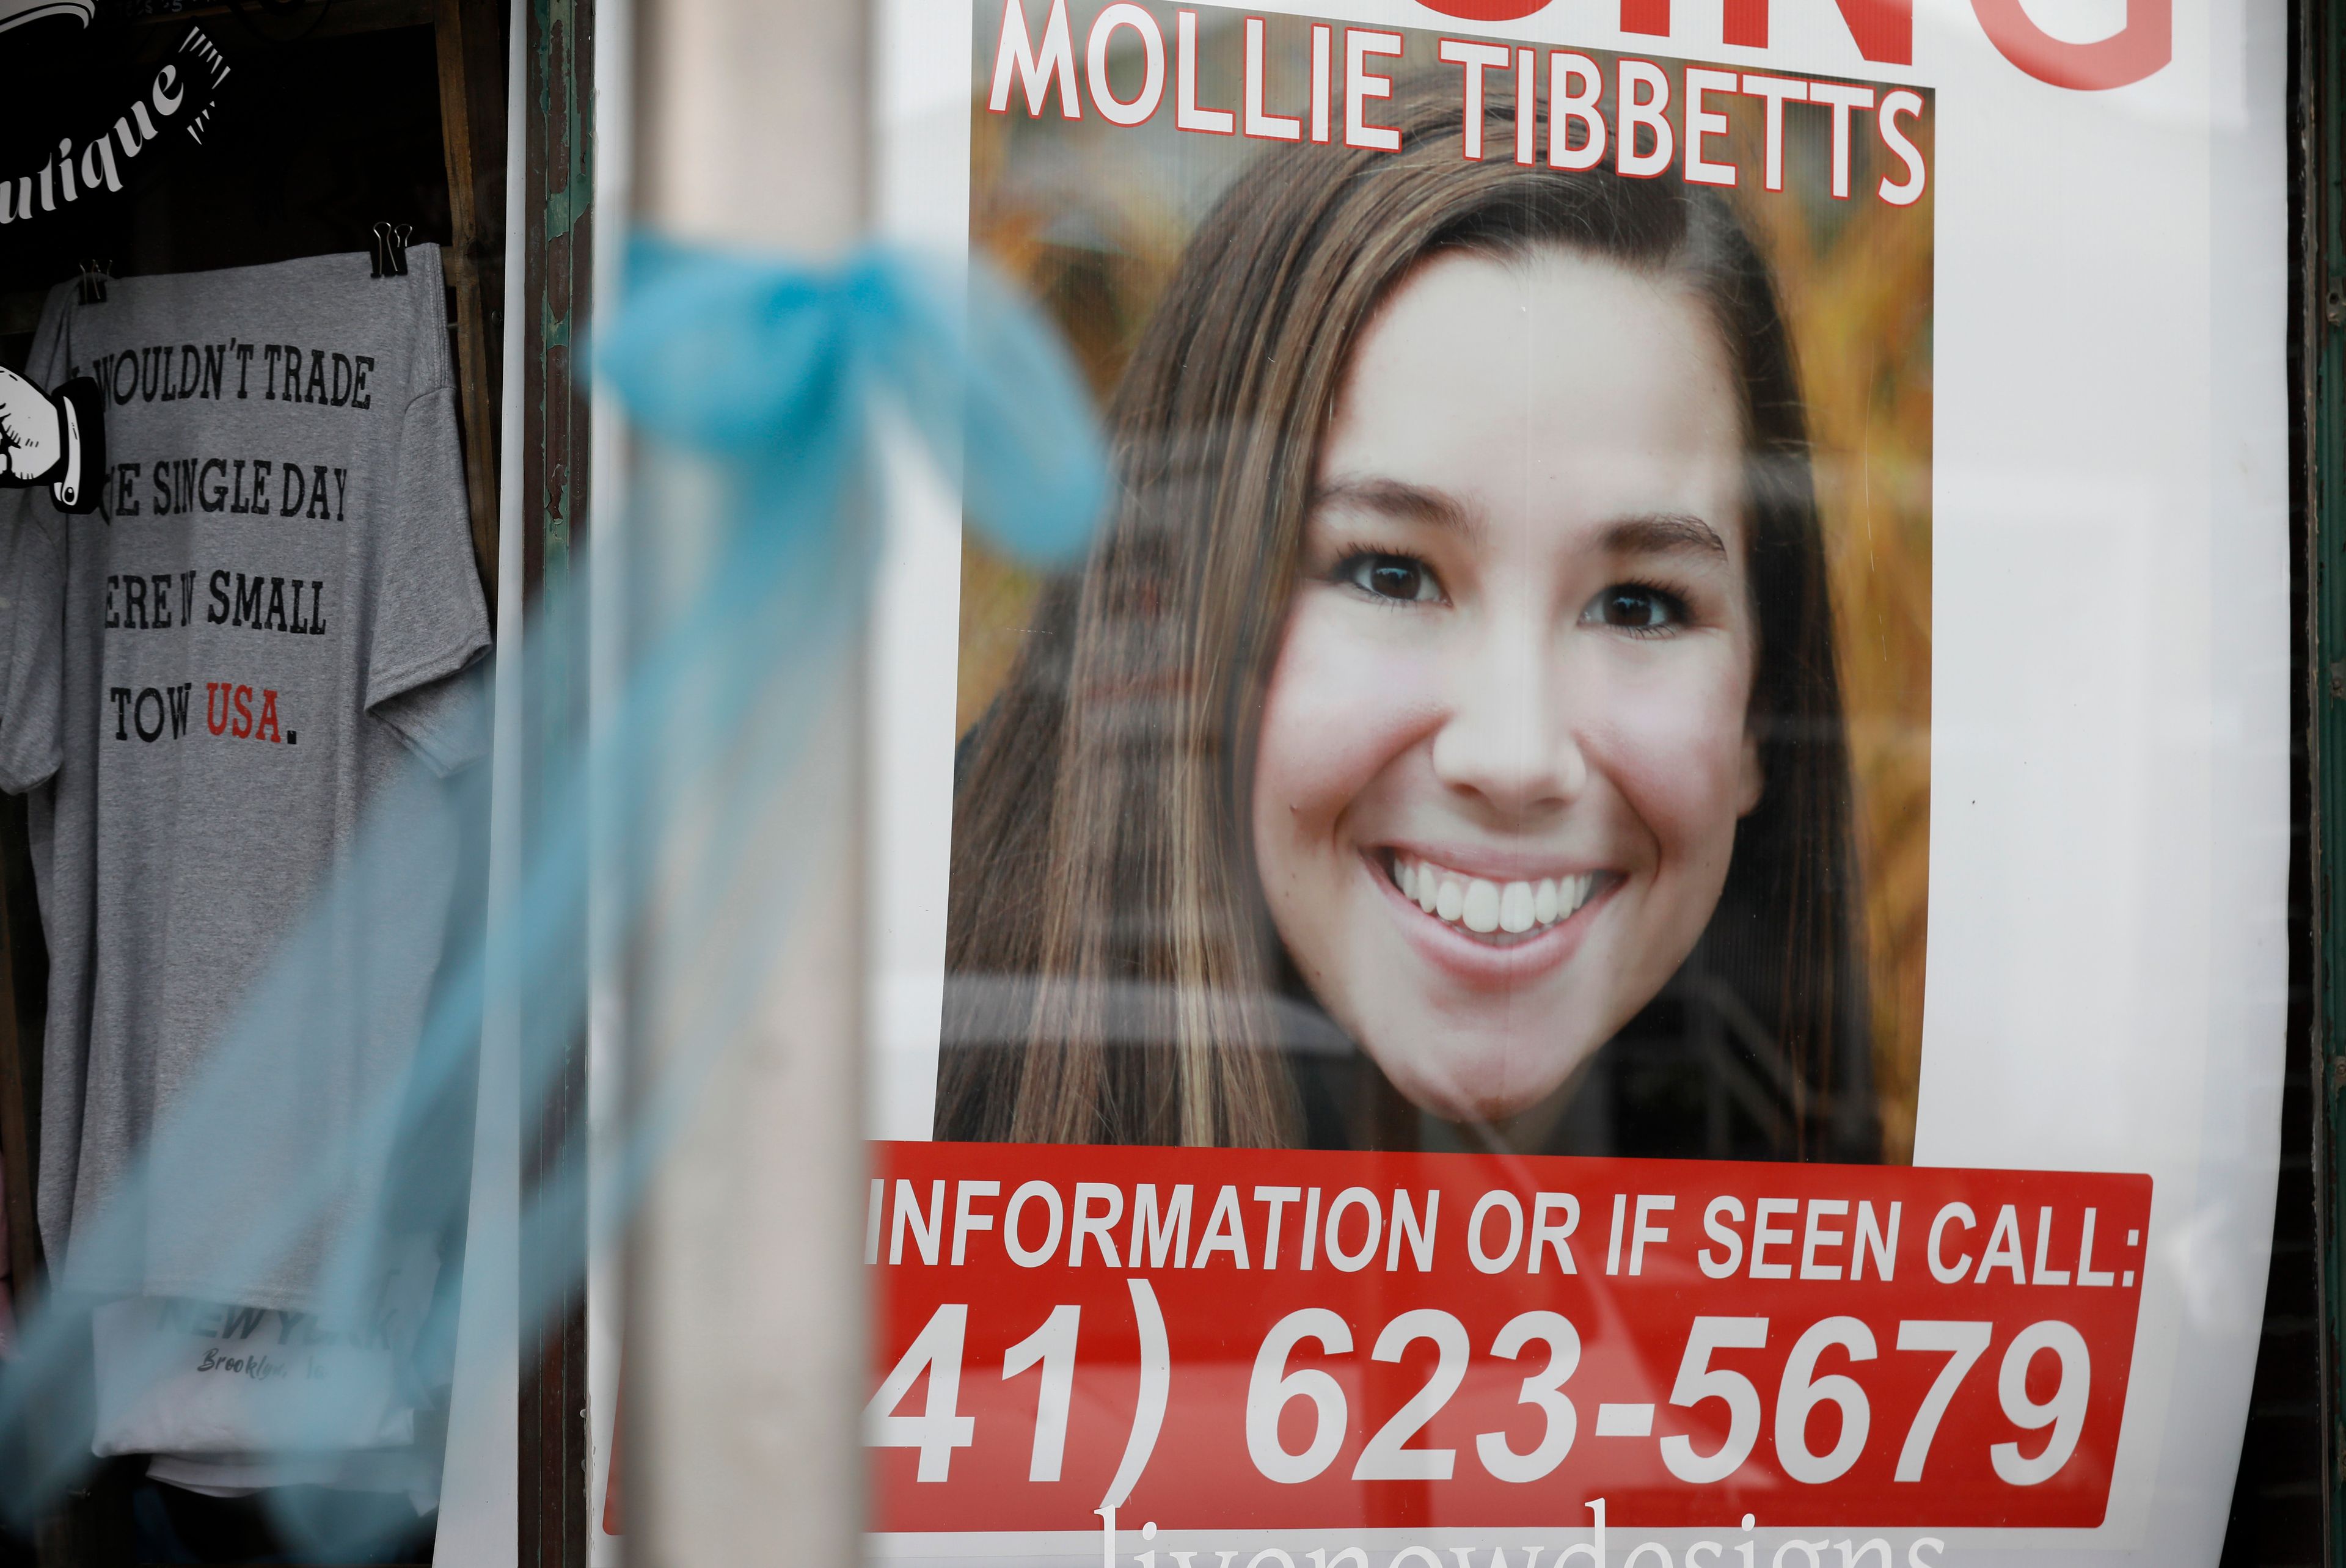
[0,244,491,1316]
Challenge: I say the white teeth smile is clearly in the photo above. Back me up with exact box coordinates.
[1389,855,1598,938]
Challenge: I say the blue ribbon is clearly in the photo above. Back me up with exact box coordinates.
[600,237,1109,565]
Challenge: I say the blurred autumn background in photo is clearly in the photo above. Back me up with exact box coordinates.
[958,3,1934,1160]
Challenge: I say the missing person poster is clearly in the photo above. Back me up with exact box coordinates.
[864,1,2286,1563]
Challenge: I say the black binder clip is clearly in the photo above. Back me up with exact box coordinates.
[369,222,412,279]
[75,260,111,305]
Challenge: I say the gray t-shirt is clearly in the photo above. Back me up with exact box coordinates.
[0,246,492,1310]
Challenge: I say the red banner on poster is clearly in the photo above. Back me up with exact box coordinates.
[868,1142,2149,1531]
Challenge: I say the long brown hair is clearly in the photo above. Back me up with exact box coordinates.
[937,78,1874,1158]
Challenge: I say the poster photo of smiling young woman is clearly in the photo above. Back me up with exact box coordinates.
[929,6,1934,1167]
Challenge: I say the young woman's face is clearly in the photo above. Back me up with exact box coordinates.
[1250,247,1761,1125]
